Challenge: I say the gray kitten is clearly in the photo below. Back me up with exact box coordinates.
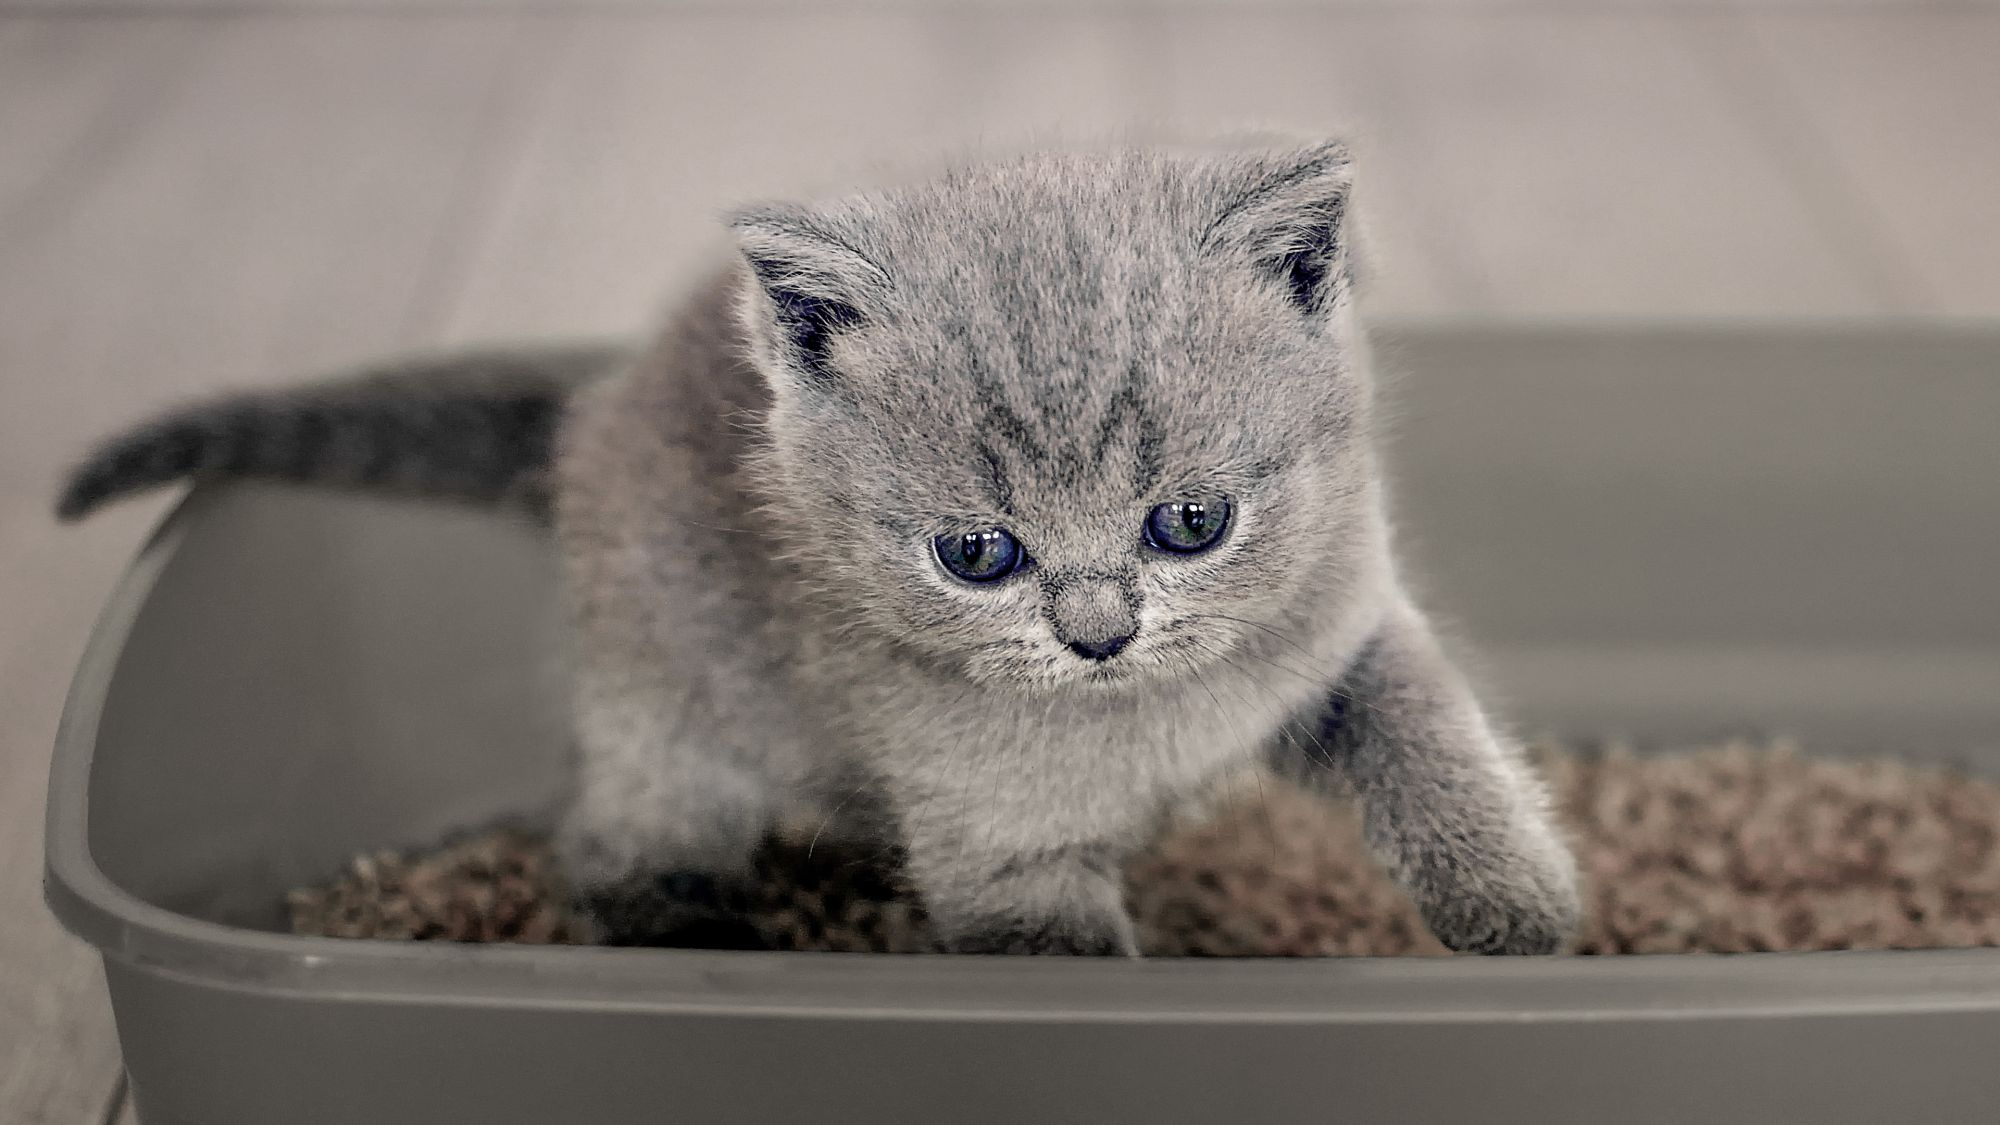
[60,140,1579,956]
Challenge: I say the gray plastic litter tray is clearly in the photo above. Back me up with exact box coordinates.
[47,325,2000,1125]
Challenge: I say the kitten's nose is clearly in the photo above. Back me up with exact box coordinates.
[1046,573,1140,662]
[1067,633,1133,662]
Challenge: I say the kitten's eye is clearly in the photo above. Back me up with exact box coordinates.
[934,528,1024,583]
[1144,498,1232,554]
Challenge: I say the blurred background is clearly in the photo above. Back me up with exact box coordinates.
[2,0,1994,1120]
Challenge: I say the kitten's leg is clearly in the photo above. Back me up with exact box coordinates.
[1271,603,1580,955]
[894,796,1140,955]
[555,684,775,949]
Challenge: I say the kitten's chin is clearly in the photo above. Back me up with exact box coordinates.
[966,649,1198,696]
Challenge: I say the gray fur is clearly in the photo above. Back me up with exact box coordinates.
[53,343,624,521]
[1269,602,1580,955]
[553,140,1580,954]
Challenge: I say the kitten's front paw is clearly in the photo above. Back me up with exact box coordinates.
[1423,863,1580,956]
[578,870,768,950]
[945,913,1139,957]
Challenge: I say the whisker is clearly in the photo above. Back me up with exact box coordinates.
[807,778,874,860]
[1199,628,1336,695]
[683,518,764,536]
[1178,651,1280,861]
[1198,612,1378,714]
[1175,634,1343,778]
[1219,653,1342,773]
[1202,611,1322,664]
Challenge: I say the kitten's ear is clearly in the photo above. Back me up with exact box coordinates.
[730,205,890,390]
[1204,140,1357,315]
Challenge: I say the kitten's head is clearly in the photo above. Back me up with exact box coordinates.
[734,141,1385,692]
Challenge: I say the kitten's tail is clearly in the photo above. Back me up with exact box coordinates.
[54,342,630,522]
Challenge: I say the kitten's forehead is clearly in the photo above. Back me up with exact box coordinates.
[869,326,1288,528]
[783,147,1358,517]
[868,152,1204,311]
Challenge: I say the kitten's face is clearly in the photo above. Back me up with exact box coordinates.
[740,144,1382,692]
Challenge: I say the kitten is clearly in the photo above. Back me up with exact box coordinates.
[59,139,1579,956]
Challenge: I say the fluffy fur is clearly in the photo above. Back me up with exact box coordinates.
[56,138,1579,956]
[554,140,1578,954]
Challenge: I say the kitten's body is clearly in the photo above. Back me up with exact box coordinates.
[60,140,1578,956]
[553,144,1575,953]
[558,294,1385,945]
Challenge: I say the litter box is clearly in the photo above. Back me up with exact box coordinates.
[46,325,2000,1124]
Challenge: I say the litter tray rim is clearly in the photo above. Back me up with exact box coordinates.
[45,484,2000,1027]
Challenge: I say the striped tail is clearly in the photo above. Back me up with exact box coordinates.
[55,343,628,521]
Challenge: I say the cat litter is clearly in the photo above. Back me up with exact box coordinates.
[289,739,2000,957]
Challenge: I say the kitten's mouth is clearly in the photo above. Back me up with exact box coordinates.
[1074,653,1161,688]
[976,643,1180,692]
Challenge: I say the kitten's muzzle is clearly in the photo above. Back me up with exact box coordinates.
[1045,573,1141,663]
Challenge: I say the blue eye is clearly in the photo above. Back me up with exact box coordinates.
[1144,498,1232,554]
[934,528,1024,583]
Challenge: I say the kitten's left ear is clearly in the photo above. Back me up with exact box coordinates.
[1204,140,1358,315]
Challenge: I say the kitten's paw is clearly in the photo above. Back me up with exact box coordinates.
[577,870,768,950]
[944,913,1139,957]
[1423,866,1581,956]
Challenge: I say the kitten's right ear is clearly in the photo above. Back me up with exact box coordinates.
[730,206,890,391]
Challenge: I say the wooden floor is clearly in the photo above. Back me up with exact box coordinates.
[0,2,1994,1120]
